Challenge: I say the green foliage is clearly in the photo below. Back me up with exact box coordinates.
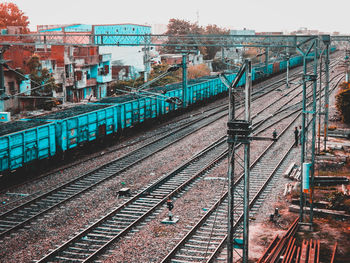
[27,55,58,96]
[212,59,227,72]
[335,82,350,123]
[111,64,182,95]
[163,19,229,59]
[0,2,29,33]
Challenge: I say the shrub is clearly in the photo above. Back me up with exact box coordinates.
[335,82,350,123]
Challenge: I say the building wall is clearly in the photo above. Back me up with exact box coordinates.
[93,24,151,45]
[3,71,20,113]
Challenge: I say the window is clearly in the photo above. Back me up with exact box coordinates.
[8,81,15,95]
[75,71,83,81]
[65,65,70,78]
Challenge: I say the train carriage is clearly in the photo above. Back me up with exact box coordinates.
[0,48,338,175]
[0,120,56,173]
[32,104,118,152]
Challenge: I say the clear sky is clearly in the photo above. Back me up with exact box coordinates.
[8,0,350,34]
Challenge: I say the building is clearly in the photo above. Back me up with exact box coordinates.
[38,23,152,74]
[230,29,255,36]
[34,45,112,103]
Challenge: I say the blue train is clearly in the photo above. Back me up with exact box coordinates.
[0,48,336,175]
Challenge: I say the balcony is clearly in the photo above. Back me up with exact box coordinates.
[86,78,97,87]
[97,74,112,83]
[75,77,97,89]
[74,55,99,66]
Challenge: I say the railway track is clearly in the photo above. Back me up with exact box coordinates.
[0,56,342,260]
[0,66,297,207]
[0,65,307,237]
[34,76,313,262]
[161,112,299,263]
[161,71,345,263]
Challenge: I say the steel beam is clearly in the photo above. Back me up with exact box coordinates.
[0,33,322,48]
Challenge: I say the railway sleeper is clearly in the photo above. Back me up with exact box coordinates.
[55,255,84,262]
[50,192,70,198]
[59,188,81,194]
[66,246,97,253]
[24,204,45,211]
[133,200,159,206]
[170,259,199,263]
[195,229,225,236]
[158,184,178,189]
[137,197,160,202]
[173,253,207,261]
[187,239,220,245]
[122,204,148,211]
[92,228,119,236]
[86,232,115,239]
[192,235,224,241]
[183,243,218,250]
[179,247,216,255]
[64,186,85,192]
[43,197,64,203]
[78,236,108,244]
[60,250,90,259]
[200,226,226,232]
[115,213,140,220]
[150,190,172,196]
[117,209,144,216]
[95,225,122,232]
[73,241,102,249]
[204,220,226,227]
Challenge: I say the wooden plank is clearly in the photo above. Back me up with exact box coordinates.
[330,242,338,263]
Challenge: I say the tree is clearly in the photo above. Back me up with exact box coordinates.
[0,2,29,33]
[187,64,210,79]
[336,82,350,123]
[163,19,205,54]
[162,19,229,60]
[111,63,182,95]
[203,25,229,60]
[27,55,57,97]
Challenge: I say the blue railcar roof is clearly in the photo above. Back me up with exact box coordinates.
[0,120,51,137]
[33,104,112,120]
[98,94,140,103]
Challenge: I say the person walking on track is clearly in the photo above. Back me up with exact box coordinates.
[294,127,299,147]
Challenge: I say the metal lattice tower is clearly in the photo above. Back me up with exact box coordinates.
[227,59,252,263]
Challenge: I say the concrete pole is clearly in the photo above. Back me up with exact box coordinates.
[265,48,269,75]
[310,39,319,227]
[243,59,251,263]
[182,54,187,108]
[286,55,290,88]
[324,44,330,151]
[227,70,235,263]
[300,54,307,222]
[0,50,5,112]
[318,53,323,154]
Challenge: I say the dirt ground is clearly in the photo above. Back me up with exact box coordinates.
[249,87,350,262]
